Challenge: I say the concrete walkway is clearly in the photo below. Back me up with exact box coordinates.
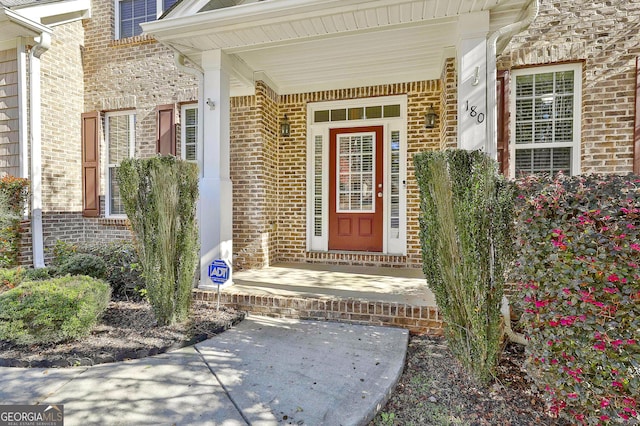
[0,316,408,426]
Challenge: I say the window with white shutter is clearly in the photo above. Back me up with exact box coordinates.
[510,63,582,177]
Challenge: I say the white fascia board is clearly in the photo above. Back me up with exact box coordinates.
[143,0,402,41]
[12,0,91,26]
[0,7,52,36]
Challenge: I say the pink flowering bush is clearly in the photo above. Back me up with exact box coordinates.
[513,174,639,425]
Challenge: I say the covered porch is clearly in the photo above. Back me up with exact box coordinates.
[194,263,442,334]
[142,0,538,289]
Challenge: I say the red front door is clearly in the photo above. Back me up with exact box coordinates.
[329,126,384,252]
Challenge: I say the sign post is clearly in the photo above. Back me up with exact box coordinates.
[207,259,231,310]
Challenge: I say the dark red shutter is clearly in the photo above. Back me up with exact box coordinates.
[634,58,640,175]
[82,112,100,217]
[497,70,510,175]
[156,104,176,156]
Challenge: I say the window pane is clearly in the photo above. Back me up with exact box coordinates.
[383,104,401,117]
[110,167,125,215]
[555,71,574,94]
[534,73,554,95]
[348,108,363,120]
[107,113,134,216]
[365,106,382,119]
[108,115,131,164]
[337,134,375,212]
[516,75,533,97]
[314,110,329,123]
[331,109,346,121]
[163,0,178,11]
[515,147,571,177]
[118,0,156,38]
[183,107,198,162]
[314,135,323,237]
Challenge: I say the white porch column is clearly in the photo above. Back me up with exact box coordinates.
[199,49,233,288]
[457,12,489,152]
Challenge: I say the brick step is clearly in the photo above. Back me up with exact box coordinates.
[194,289,443,335]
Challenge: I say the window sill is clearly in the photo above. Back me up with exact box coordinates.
[110,34,157,48]
[98,217,129,227]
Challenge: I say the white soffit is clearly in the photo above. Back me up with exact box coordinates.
[0,7,52,42]
[144,0,532,95]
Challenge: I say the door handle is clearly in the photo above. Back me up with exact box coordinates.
[377,192,383,198]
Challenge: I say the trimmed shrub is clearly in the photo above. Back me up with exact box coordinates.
[0,176,28,268]
[118,155,199,326]
[513,174,640,424]
[78,241,143,300]
[57,253,107,280]
[414,150,514,385]
[0,267,53,294]
[51,240,78,267]
[0,275,111,345]
[0,268,22,293]
[51,240,144,300]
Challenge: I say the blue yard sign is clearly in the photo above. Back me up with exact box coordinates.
[208,259,231,286]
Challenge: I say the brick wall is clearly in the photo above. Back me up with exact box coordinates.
[80,0,198,244]
[439,57,457,150]
[277,81,441,267]
[498,0,640,174]
[0,48,19,177]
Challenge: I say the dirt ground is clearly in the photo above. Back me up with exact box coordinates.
[370,335,571,426]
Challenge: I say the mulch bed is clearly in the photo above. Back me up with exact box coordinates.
[371,335,572,426]
[0,301,244,368]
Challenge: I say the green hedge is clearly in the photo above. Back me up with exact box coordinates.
[514,174,640,424]
[414,150,514,385]
[0,275,111,345]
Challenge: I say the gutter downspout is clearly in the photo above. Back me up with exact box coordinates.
[486,0,539,345]
[17,38,28,181]
[29,32,51,268]
[486,0,539,161]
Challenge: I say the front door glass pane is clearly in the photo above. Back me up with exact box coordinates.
[336,134,375,213]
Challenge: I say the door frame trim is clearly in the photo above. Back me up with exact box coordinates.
[306,95,408,255]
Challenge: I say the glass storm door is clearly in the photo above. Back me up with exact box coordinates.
[328,126,383,252]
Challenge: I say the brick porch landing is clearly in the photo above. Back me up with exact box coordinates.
[193,263,442,335]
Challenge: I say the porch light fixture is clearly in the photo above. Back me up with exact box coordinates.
[424,104,437,129]
[280,114,291,137]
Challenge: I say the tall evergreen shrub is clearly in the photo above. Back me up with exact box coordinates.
[0,176,29,267]
[118,156,199,326]
[414,150,514,384]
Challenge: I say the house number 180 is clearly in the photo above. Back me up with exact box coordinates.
[465,100,485,124]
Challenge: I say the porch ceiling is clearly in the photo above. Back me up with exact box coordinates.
[143,0,532,95]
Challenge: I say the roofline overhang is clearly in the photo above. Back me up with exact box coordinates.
[8,0,91,27]
[143,0,426,42]
[0,7,53,37]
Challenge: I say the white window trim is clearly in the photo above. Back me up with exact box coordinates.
[104,110,135,218]
[181,103,198,163]
[114,0,171,40]
[509,62,582,178]
[306,95,407,255]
